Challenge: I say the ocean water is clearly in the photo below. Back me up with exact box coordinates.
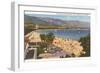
[35,29,90,40]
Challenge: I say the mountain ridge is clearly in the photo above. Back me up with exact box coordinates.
[24,15,90,29]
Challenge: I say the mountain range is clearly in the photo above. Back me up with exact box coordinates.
[24,15,90,29]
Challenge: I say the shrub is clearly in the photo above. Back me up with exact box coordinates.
[79,34,90,57]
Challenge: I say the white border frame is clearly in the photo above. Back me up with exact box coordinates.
[11,2,97,71]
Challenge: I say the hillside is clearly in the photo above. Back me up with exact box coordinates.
[24,14,90,34]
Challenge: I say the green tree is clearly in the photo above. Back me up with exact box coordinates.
[40,32,55,53]
[79,34,90,57]
[46,32,55,44]
[40,32,55,44]
[40,34,46,42]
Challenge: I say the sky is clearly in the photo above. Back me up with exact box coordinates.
[25,11,90,22]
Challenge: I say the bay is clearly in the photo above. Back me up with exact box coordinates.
[35,29,90,40]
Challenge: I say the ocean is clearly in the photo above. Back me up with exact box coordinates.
[35,29,90,40]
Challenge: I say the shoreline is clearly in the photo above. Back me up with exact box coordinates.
[34,28,90,31]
